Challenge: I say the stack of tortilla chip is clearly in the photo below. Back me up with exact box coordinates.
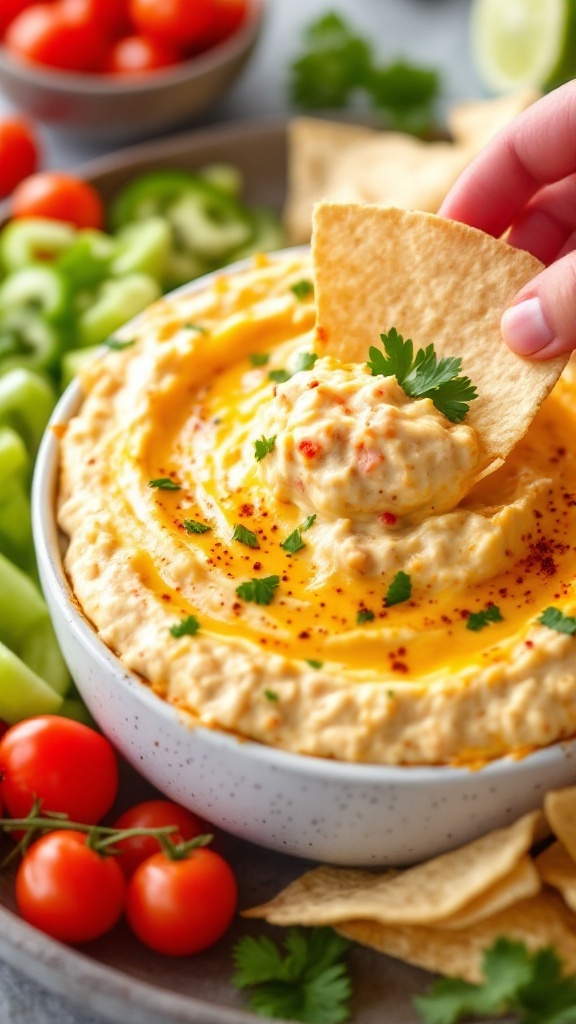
[244,789,576,982]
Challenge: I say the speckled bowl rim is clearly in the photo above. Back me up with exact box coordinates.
[32,252,576,788]
[0,0,265,95]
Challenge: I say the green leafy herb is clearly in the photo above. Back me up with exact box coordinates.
[104,337,135,351]
[183,519,211,534]
[236,576,280,606]
[367,328,478,423]
[264,689,279,702]
[250,352,270,367]
[254,435,277,462]
[414,938,576,1024]
[269,368,292,384]
[466,604,503,632]
[357,608,375,624]
[291,279,314,301]
[169,615,200,638]
[538,606,576,636]
[293,351,319,373]
[184,322,207,334]
[301,514,317,530]
[149,477,181,491]
[369,61,440,134]
[306,659,324,669]
[232,927,352,1024]
[281,528,306,554]
[385,570,412,607]
[232,524,260,549]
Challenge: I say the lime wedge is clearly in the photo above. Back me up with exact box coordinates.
[471,0,576,92]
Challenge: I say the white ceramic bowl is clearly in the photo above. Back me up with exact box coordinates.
[32,269,576,867]
[0,0,265,141]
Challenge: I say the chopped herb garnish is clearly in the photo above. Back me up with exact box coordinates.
[367,328,478,423]
[306,659,324,669]
[281,528,306,554]
[149,477,181,491]
[183,519,211,534]
[232,927,352,1024]
[254,435,276,462]
[291,279,314,301]
[466,604,503,632]
[387,689,396,699]
[538,606,576,635]
[301,514,317,530]
[264,689,279,702]
[249,352,270,367]
[357,608,375,624]
[293,350,318,373]
[184,322,207,334]
[169,615,200,638]
[269,368,292,384]
[104,337,135,351]
[385,570,412,607]
[232,524,260,549]
[236,575,280,606]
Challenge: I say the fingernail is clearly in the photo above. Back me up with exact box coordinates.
[501,296,554,355]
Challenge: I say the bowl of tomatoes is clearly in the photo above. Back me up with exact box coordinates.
[0,0,265,140]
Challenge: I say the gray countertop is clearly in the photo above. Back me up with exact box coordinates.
[0,1,482,1021]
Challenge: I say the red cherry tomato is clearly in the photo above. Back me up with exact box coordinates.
[126,846,237,955]
[128,0,216,48]
[59,0,131,39]
[0,716,118,824]
[0,118,39,199]
[11,172,104,229]
[211,0,247,45]
[112,800,208,878]
[5,2,107,72]
[0,0,37,39]
[16,831,126,944]
[104,34,181,75]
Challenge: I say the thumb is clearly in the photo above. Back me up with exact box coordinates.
[501,250,576,360]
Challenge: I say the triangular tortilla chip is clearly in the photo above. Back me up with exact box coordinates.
[536,842,576,913]
[312,202,567,463]
[545,787,576,862]
[436,856,541,930]
[447,90,540,150]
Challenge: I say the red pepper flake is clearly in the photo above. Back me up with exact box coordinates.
[316,325,327,343]
[391,661,409,673]
[308,380,319,389]
[298,631,310,640]
[525,640,534,648]
[379,511,397,526]
[239,503,254,517]
[253,561,262,571]
[161,594,171,602]
[298,438,322,459]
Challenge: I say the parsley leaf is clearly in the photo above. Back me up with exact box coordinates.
[232,927,352,1024]
[357,608,375,624]
[368,328,478,423]
[302,514,317,530]
[306,659,324,669]
[414,939,576,1024]
[264,689,279,702]
[149,477,181,491]
[385,570,412,607]
[293,351,318,373]
[169,615,200,638]
[254,435,276,462]
[369,60,440,134]
[290,13,372,110]
[183,519,211,534]
[250,352,270,366]
[104,337,135,351]
[232,523,260,549]
[291,279,314,301]
[236,576,280,606]
[269,368,292,384]
[281,528,306,554]
[466,604,503,632]
[538,606,576,635]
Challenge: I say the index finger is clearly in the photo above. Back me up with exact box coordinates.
[439,82,576,237]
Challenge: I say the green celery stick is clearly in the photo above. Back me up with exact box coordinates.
[19,617,71,697]
[0,550,47,649]
[0,640,62,723]
[0,368,56,455]
[0,486,33,573]
[0,427,29,480]
[60,346,100,390]
[79,273,160,349]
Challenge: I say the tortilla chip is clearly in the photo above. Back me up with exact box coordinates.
[312,203,567,463]
[336,891,576,983]
[537,842,576,913]
[545,787,576,862]
[447,90,540,150]
[243,811,542,927]
[436,856,541,930]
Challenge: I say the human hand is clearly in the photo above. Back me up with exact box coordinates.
[439,82,576,360]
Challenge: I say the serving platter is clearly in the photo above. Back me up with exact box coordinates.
[0,116,521,1024]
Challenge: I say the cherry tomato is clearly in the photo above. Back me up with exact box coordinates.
[11,172,104,229]
[104,35,181,75]
[126,846,237,955]
[0,0,37,39]
[5,2,107,73]
[211,0,247,45]
[112,800,208,878]
[0,118,39,200]
[128,0,216,48]
[59,0,131,39]
[16,831,126,944]
[0,716,118,824]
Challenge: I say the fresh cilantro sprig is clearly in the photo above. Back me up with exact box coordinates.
[254,435,276,462]
[385,570,412,607]
[250,352,270,367]
[149,477,181,491]
[169,615,200,638]
[357,608,375,624]
[414,938,576,1024]
[291,279,315,301]
[466,604,503,633]
[368,328,478,423]
[232,524,260,549]
[236,576,280,606]
[538,606,576,635]
[281,514,316,555]
[183,519,211,534]
[232,927,352,1024]
[269,352,318,385]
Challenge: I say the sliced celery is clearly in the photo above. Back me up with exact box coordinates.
[0,640,62,723]
[198,163,243,198]
[0,550,47,648]
[0,486,33,571]
[60,346,100,390]
[167,191,252,261]
[0,218,76,272]
[79,273,161,348]
[0,369,57,454]
[0,426,29,480]
[19,616,71,697]
[112,217,171,282]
